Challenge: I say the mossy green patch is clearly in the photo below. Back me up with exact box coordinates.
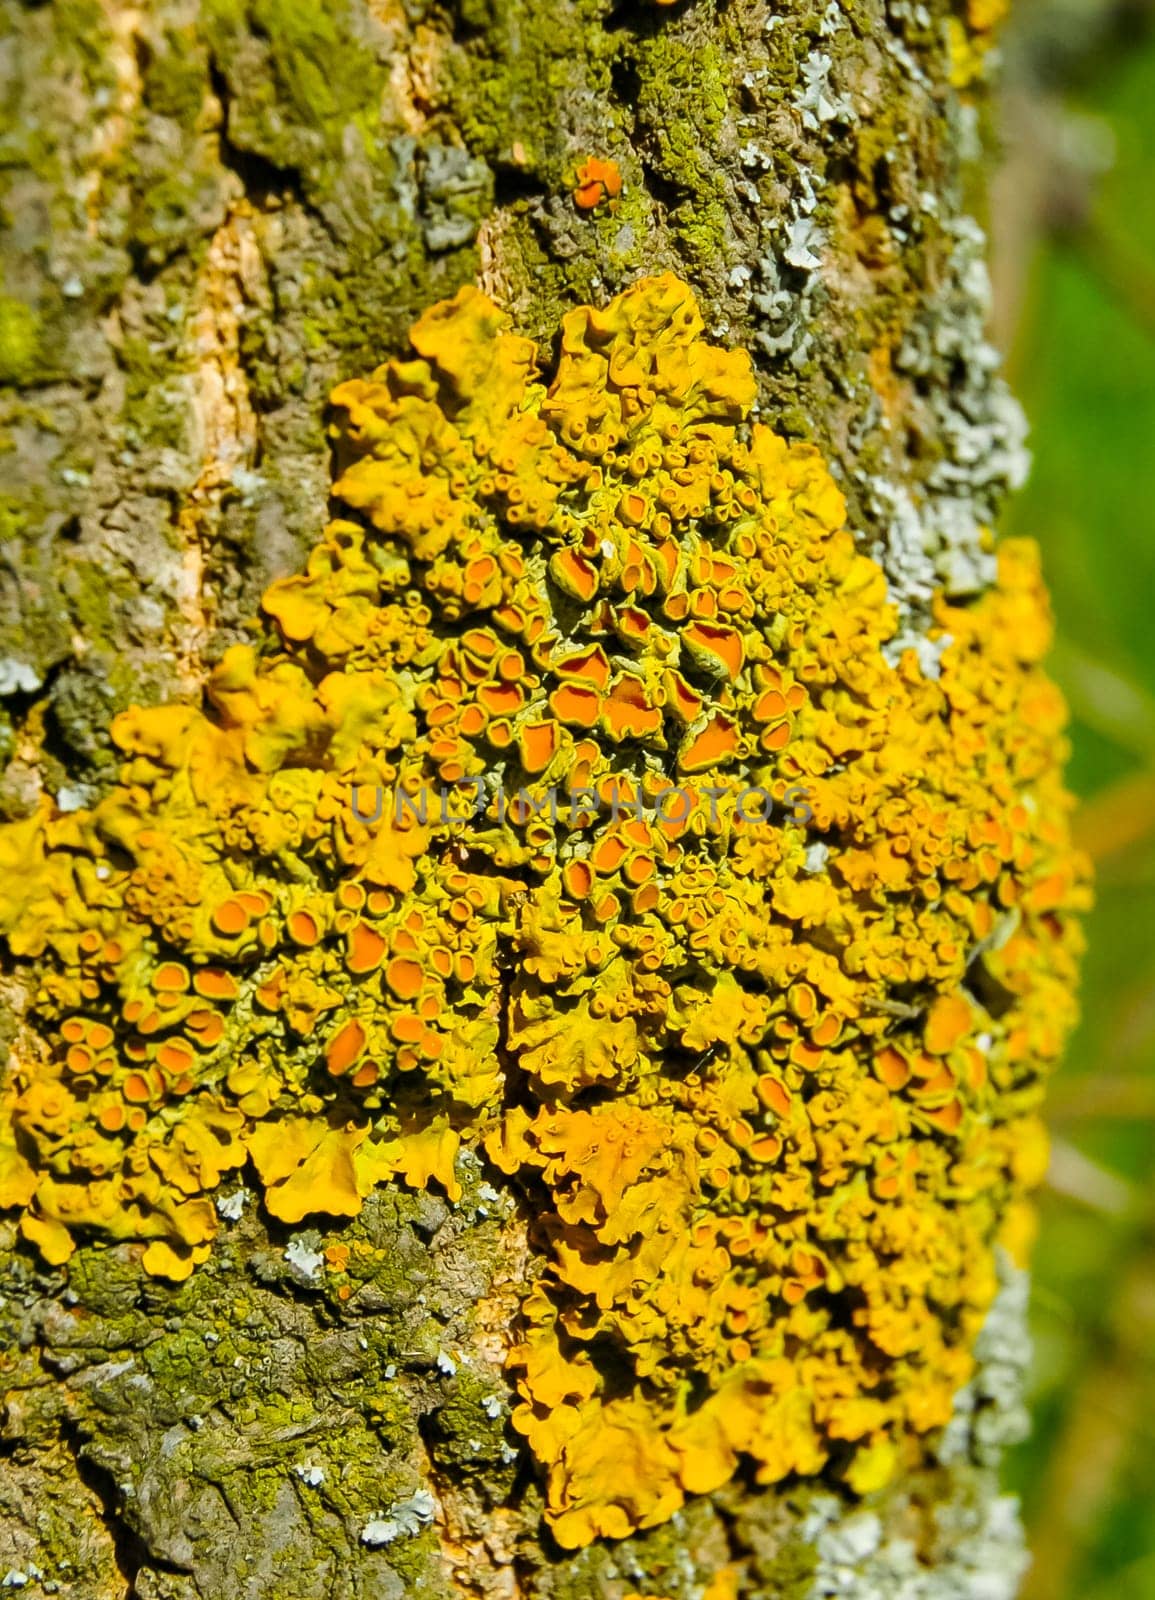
[142,27,211,128]
[50,0,118,94]
[129,164,225,265]
[754,1535,821,1597]
[448,0,614,174]
[120,332,190,453]
[631,29,733,277]
[0,491,29,542]
[0,298,42,387]
[428,1367,512,1478]
[201,0,413,243]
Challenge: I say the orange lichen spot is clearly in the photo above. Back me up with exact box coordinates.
[593,891,621,923]
[573,157,622,211]
[550,684,601,728]
[664,672,703,725]
[347,921,387,975]
[194,968,238,1002]
[157,1040,195,1076]
[591,831,630,876]
[391,1012,425,1045]
[188,1010,225,1048]
[624,853,655,886]
[618,491,648,527]
[212,899,249,937]
[550,547,599,602]
[684,622,744,680]
[556,646,611,689]
[679,713,738,772]
[753,687,786,722]
[602,679,662,741]
[327,1019,367,1077]
[757,1075,792,1118]
[385,958,425,1001]
[479,682,524,718]
[563,861,594,899]
[925,994,973,1055]
[520,720,560,773]
[922,1098,965,1134]
[615,606,651,644]
[874,1047,911,1090]
[288,910,321,946]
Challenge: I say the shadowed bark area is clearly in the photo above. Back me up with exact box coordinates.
[0,1,1041,1596]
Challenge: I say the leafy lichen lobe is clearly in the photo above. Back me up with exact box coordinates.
[0,274,1087,1549]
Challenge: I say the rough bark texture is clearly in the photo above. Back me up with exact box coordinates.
[0,1,1038,1596]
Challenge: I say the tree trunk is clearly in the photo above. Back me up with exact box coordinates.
[0,1,1075,1596]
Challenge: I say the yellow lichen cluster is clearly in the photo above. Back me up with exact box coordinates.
[0,274,1086,1544]
[948,0,1011,88]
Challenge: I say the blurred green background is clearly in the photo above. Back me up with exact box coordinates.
[995,0,1155,1593]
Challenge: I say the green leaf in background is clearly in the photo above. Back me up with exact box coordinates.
[1002,23,1155,1600]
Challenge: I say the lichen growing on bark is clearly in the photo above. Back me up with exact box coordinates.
[0,274,1087,1553]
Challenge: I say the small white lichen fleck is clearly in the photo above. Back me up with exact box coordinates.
[229,466,267,508]
[798,50,852,129]
[294,1462,325,1488]
[361,1489,438,1546]
[804,842,830,875]
[821,1511,883,1565]
[784,216,823,271]
[56,784,95,813]
[216,1188,247,1222]
[0,659,41,696]
[284,1236,324,1282]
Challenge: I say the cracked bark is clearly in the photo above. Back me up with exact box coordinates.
[0,0,1037,1596]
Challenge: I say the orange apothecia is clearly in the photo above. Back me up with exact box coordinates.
[0,274,1088,1546]
[573,156,623,210]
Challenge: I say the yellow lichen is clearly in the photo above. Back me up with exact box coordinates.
[948,0,1011,89]
[0,274,1087,1543]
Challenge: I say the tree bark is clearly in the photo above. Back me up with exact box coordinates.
[0,0,1048,1596]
